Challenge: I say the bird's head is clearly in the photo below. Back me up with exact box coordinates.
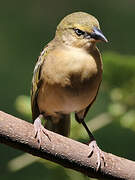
[55,12,108,48]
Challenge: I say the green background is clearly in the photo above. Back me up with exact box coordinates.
[0,0,135,179]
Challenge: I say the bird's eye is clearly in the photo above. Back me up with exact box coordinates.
[74,29,85,36]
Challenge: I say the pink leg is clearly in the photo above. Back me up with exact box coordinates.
[88,140,105,171]
[34,115,50,146]
[81,120,105,171]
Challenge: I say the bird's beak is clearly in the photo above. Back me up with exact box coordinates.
[91,27,108,43]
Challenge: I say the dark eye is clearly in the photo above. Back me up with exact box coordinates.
[74,29,85,36]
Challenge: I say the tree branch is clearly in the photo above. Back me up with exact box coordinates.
[0,111,135,179]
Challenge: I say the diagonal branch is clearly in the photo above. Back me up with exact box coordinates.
[0,111,135,179]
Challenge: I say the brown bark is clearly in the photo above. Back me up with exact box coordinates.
[0,111,135,179]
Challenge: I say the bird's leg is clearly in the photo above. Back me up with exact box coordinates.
[81,120,105,171]
[34,114,50,146]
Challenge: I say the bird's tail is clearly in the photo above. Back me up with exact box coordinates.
[45,114,70,137]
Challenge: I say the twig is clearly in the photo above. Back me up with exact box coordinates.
[0,111,135,179]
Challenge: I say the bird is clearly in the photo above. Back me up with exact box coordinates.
[31,12,108,170]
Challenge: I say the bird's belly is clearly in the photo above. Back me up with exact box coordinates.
[55,93,90,113]
[38,78,100,115]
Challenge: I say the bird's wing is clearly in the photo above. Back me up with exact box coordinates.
[31,46,49,120]
[84,80,101,118]
[75,80,102,122]
[31,44,71,137]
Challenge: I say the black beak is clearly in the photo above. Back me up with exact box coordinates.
[91,27,108,42]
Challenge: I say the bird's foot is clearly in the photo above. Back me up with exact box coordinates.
[88,140,105,171]
[34,116,50,147]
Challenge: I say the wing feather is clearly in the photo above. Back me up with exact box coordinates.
[31,46,48,120]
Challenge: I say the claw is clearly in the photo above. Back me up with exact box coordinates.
[34,116,50,147]
[88,140,105,171]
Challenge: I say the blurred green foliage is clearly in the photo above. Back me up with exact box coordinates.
[1,1,135,180]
